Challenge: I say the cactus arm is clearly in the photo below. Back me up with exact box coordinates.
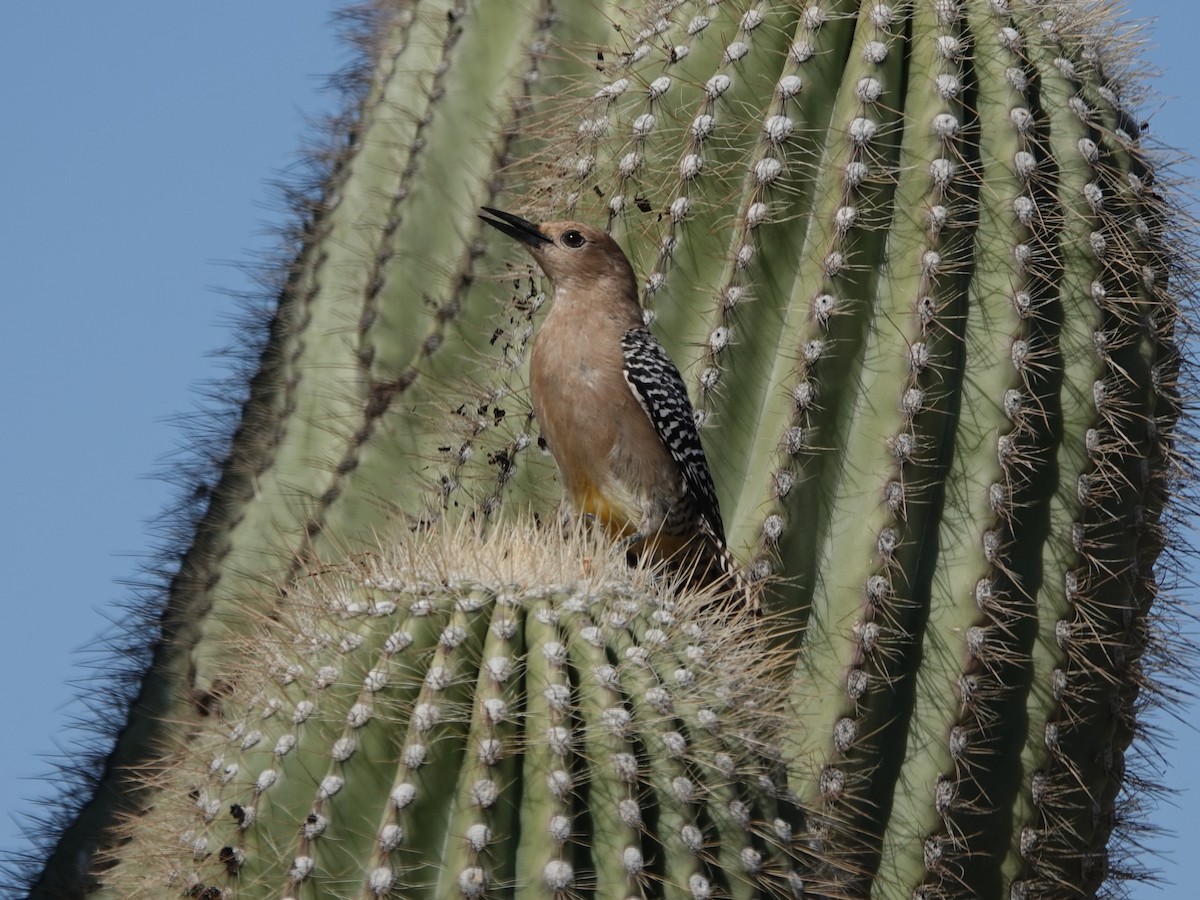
[90,527,789,897]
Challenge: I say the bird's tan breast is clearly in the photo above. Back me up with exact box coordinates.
[529,303,674,529]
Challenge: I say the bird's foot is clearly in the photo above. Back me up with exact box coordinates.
[616,531,646,567]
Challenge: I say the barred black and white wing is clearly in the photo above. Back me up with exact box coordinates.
[619,327,726,545]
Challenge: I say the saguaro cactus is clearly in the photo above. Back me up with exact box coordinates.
[12,1,1191,898]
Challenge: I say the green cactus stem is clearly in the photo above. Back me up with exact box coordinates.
[13,1,1192,898]
[92,525,792,900]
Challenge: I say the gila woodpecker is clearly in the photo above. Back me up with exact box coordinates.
[479,207,743,595]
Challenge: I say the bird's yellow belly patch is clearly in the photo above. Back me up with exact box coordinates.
[575,481,637,539]
[575,480,690,565]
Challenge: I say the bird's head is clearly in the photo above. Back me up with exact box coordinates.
[479,207,637,300]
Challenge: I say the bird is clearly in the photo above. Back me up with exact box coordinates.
[478,206,745,598]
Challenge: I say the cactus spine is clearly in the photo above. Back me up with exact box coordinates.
[14,1,1189,898]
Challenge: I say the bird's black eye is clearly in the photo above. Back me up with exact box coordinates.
[561,230,586,249]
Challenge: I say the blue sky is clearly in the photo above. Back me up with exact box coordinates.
[1,2,1196,895]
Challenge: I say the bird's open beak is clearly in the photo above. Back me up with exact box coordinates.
[478,207,552,247]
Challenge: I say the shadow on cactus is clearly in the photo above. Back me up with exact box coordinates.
[8,1,1197,899]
